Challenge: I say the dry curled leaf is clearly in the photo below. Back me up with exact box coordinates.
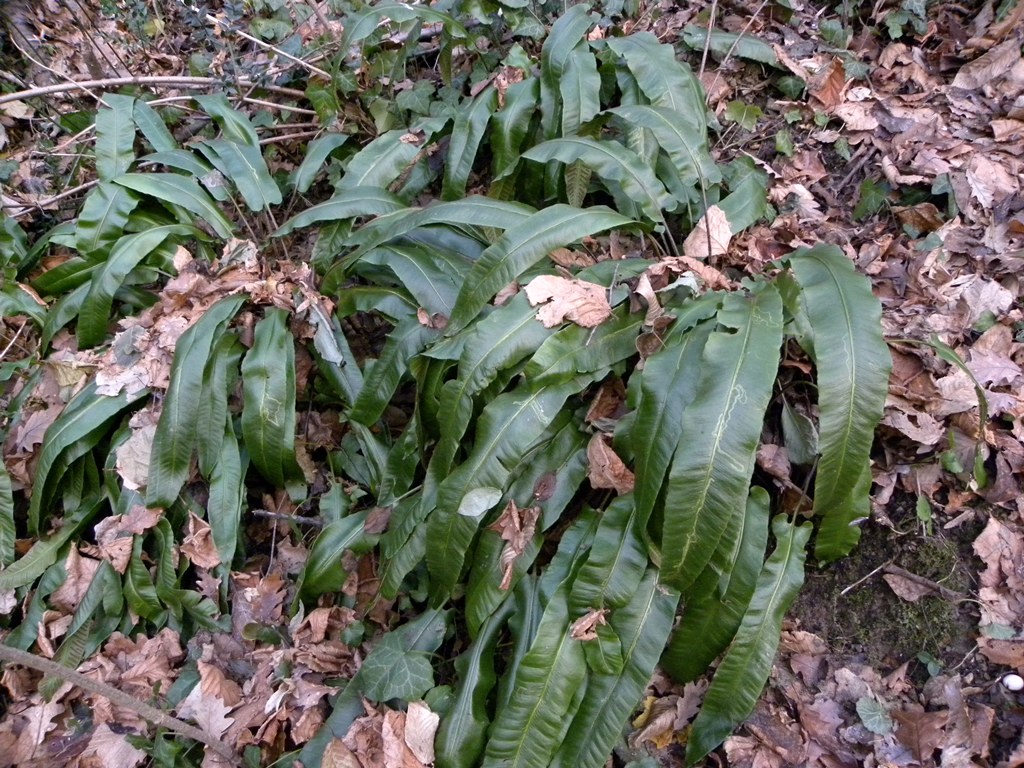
[488,500,540,590]
[523,275,612,328]
[587,434,635,494]
[570,608,609,641]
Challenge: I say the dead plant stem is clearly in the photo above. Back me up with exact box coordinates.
[0,644,242,766]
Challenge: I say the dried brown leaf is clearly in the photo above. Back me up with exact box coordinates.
[570,608,609,641]
[523,275,612,328]
[683,204,731,260]
[586,434,635,494]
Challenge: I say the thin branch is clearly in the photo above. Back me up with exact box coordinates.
[3,179,99,219]
[0,643,243,767]
[0,77,306,107]
[203,13,332,79]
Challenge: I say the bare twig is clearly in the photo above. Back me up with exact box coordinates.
[839,559,892,596]
[0,77,306,107]
[0,644,243,767]
[202,13,332,79]
[251,509,325,527]
[259,130,322,145]
[3,179,100,219]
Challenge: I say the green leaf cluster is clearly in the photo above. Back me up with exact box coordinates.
[0,8,892,768]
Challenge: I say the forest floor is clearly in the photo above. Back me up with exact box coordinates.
[0,0,1023,766]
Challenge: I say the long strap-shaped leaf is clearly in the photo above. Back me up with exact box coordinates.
[520,138,670,223]
[197,138,282,211]
[432,293,555,481]
[661,486,770,683]
[686,515,812,765]
[446,205,634,335]
[435,596,515,768]
[29,382,147,534]
[631,295,719,528]
[2,495,104,590]
[605,33,707,136]
[569,494,647,613]
[147,295,245,508]
[787,245,890,560]
[78,224,196,348]
[444,87,498,200]
[94,94,136,181]
[241,308,306,501]
[74,182,139,257]
[426,376,592,605]
[539,4,596,140]
[273,186,405,236]
[552,568,680,768]
[660,285,782,593]
[482,588,587,768]
[114,173,233,238]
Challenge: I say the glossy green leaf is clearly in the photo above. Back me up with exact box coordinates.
[426,376,593,604]
[138,149,214,179]
[606,33,707,134]
[360,242,468,317]
[338,129,420,191]
[196,334,244,479]
[192,93,259,145]
[569,495,646,613]
[207,422,245,578]
[196,138,282,211]
[274,186,405,236]
[114,173,233,238]
[0,496,102,591]
[147,295,245,508]
[686,515,811,764]
[465,415,587,634]
[491,77,539,176]
[0,461,13,566]
[40,282,89,349]
[608,105,721,207]
[29,382,146,534]
[552,568,679,768]
[433,292,555,479]
[133,99,178,152]
[447,205,634,334]
[124,536,164,623]
[444,87,498,200]
[0,282,46,326]
[95,94,136,181]
[74,182,140,256]
[78,225,194,347]
[662,487,770,682]
[539,4,597,139]
[296,511,373,603]
[344,197,534,268]
[661,286,783,592]
[520,138,670,222]
[350,317,436,426]
[241,308,306,500]
[436,597,515,768]
[631,296,718,528]
[291,133,349,193]
[482,588,586,767]
[680,25,780,67]
[524,306,643,384]
[560,44,600,136]
[787,245,890,560]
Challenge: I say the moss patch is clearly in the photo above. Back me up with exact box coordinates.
[791,510,979,674]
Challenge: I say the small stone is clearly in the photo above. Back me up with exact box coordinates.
[1002,673,1024,691]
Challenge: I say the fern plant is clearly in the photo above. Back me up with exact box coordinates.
[0,4,891,767]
